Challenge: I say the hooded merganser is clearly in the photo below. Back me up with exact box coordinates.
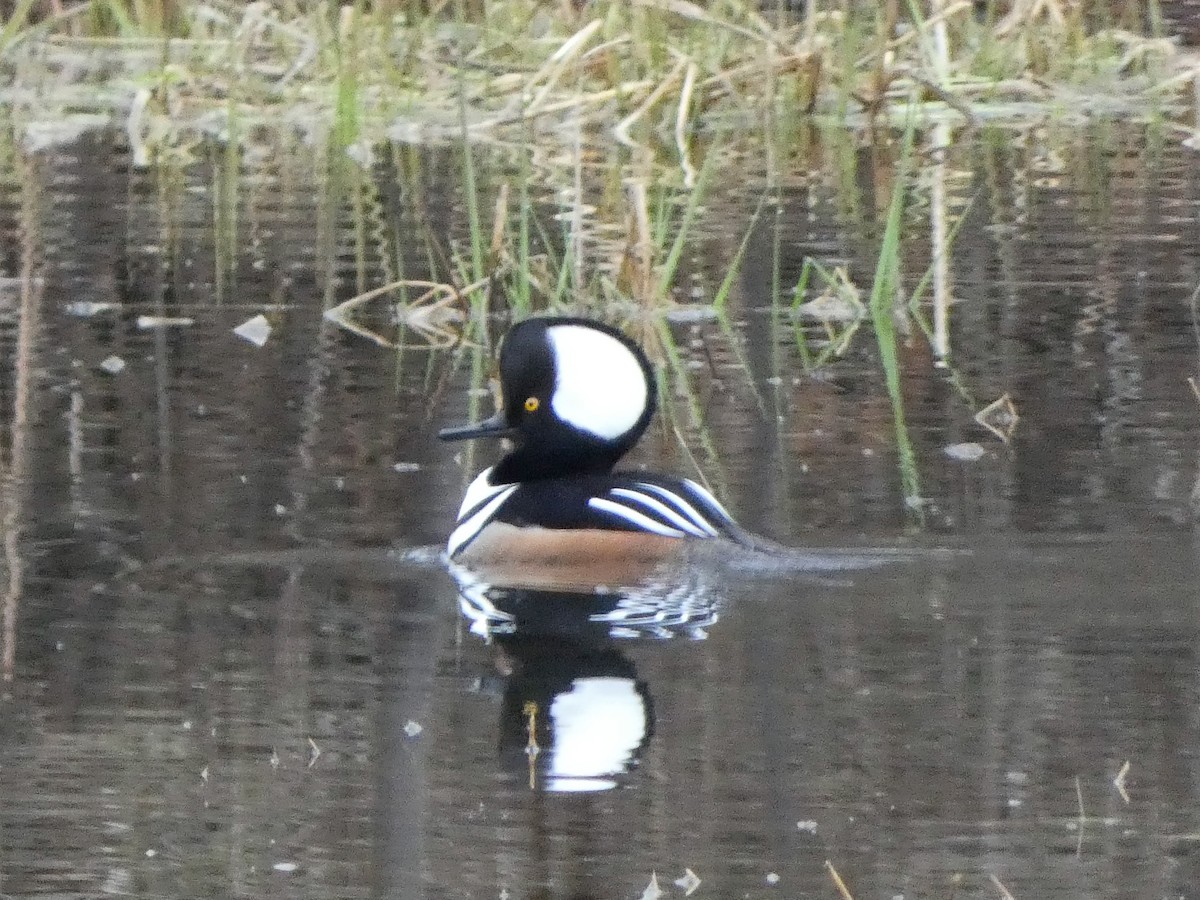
[439,316,754,580]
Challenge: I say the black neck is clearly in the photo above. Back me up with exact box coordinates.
[492,438,625,484]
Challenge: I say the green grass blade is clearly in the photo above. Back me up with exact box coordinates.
[868,115,923,523]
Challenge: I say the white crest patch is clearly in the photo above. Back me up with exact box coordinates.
[546,325,648,440]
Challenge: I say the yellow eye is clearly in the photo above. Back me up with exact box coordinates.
[524,396,540,413]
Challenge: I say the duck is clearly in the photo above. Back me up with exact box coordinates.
[439,316,756,585]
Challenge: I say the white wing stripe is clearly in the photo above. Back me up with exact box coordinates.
[633,482,722,536]
[587,498,688,538]
[609,488,711,538]
[683,478,733,519]
[447,485,517,557]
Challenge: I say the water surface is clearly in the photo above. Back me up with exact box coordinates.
[1,121,1199,898]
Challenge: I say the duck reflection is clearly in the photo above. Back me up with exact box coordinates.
[495,636,652,793]
[450,562,719,641]
[449,563,717,792]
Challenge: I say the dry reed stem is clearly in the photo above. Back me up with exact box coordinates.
[672,423,716,496]
[2,160,42,685]
[995,0,1067,37]
[626,180,653,302]
[615,58,687,145]
[1075,774,1085,855]
[989,873,1016,900]
[853,0,972,68]
[489,183,510,267]
[700,48,815,93]
[511,80,654,126]
[524,19,603,117]
[824,860,854,900]
[630,0,771,45]
[674,61,699,188]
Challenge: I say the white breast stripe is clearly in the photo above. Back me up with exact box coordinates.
[447,485,517,557]
[587,498,688,538]
[608,488,711,538]
[634,482,723,536]
[457,468,509,518]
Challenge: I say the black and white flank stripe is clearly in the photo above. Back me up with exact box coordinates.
[587,479,733,539]
[447,469,744,559]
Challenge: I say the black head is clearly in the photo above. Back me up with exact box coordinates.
[439,317,657,482]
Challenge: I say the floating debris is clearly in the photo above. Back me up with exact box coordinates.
[766,872,780,885]
[796,820,818,834]
[943,441,986,461]
[234,314,272,347]
[1114,760,1132,804]
[325,277,472,348]
[307,737,321,768]
[638,872,663,900]
[794,265,865,322]
[99,355,126,375]
[66,301,118,318]
[674,868,701,896]
[975,393,1019,443]
[392,462,422,473]
[22,115,110,153]
[273,862,298,873]
[403,720,423,737]
[664,306,719,323]
[137,315,195,329]
[345,140,375,168]
[989,873,1015,900]
[794,291,865,322]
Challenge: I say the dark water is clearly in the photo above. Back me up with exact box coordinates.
[2,121,1199,898]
